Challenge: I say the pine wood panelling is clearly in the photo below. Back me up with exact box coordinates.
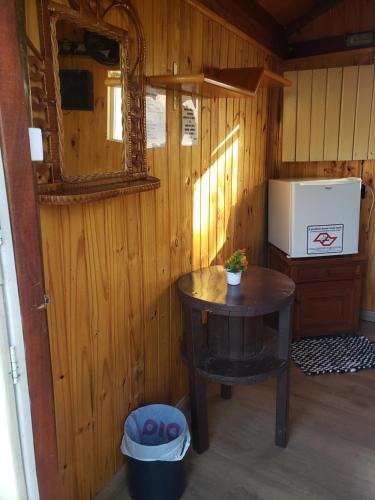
[191,6,203,271]
[310,68,327,161]
[353,65,374,160]
[216,26,229,265]
[256,52,270,264]
[199,17,212,269]
[235,40,250,252]
[296,69,312,161]
[281,70,297,161]
[152,0,171,404]
[167,0,183,403]
[324,67,342,160]
[175,0,192,400]
[209,23,220,266]
[25,0,40,51]
[138,0,159,405]
[258,0,315,28]
[368,80,375,160]
[229,34,241,259]
[338,66,358,161]
[283,64,375,162]
[186,0,285,59]
[36,0,279,498]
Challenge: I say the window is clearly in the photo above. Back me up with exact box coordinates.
[106,70,122,142]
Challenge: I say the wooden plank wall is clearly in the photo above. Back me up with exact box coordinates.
[35,0,281,497]
[282,65,375,162]
[271,48,375,313]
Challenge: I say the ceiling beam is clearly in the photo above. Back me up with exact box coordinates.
[286,0,345,37]
[191,0,287,58]
[287,31,375,59]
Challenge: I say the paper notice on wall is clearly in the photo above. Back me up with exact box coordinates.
[307,224,344,255]
[146,86,166,148]
[181,95,198,146]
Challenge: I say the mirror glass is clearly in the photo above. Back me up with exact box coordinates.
[56,19,125,179]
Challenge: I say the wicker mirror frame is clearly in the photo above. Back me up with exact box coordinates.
[31,0,148,188]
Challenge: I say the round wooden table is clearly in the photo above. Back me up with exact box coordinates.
[177,265,295,453]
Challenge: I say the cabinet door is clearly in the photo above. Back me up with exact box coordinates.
[294,280,361,337]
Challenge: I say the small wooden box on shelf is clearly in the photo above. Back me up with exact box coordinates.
[269,245,367,338]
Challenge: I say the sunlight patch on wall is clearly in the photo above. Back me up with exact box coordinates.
[193,125,240,268]
[231,134,239,208]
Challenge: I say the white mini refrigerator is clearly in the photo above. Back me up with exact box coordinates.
[268,178,361,258]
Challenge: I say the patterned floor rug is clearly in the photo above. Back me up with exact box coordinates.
[291,335,375,376]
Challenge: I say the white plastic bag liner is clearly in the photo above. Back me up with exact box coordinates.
[121,404,190,462]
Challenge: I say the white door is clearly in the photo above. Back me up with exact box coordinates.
[0,149,39,500]
[0,272,28,500]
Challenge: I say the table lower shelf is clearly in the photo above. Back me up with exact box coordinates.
[195,351,287,385]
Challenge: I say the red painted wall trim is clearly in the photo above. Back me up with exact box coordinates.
[0,1,62,498]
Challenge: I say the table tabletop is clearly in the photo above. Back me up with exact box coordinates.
[177,265,295,316]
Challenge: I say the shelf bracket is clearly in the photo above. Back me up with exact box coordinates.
[173,62,178,111]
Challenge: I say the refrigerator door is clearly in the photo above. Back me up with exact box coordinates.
[291,178,361,258]
[268,179,292,256]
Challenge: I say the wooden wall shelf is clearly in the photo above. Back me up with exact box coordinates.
[146,68,291,98]
[38,176,160,205]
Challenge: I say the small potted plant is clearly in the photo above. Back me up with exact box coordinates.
[224,249,248,285]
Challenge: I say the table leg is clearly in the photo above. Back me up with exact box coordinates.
[275,303,293,448]
[220,384,232,399]
[184,306,209,453]
[188,371,208,453]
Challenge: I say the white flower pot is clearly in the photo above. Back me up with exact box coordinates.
[226,270,242,285]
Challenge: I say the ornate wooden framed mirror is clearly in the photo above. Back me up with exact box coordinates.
[52,11,128,181]
[26,0,159,204]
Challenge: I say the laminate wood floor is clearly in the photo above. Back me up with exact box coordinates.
[96,322,375,500]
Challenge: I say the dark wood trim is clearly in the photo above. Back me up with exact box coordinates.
[38,176,160,205]
[284,46,375,70]
[188,0,287,57]
[287,33,375,59]
[275,304,293,447]
[286,0,345,37]
[183,306,209,454]
[0,1,61,499]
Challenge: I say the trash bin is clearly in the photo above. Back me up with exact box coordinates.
[121,404,190,500]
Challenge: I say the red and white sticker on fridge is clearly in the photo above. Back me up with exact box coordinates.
[307,224,344,254]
